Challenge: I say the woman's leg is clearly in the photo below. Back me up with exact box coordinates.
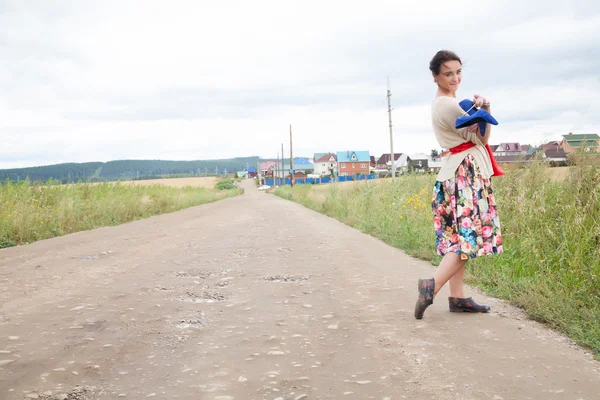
[415,252,466,319]
[448,261,466,298]
[433,252,466,295]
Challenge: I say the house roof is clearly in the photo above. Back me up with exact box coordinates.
[259,161,278,170]
[337,151,370,163]
[409,153,430,161]
[563,140,599,148]
[489,145,499,152]
[496,142,523,152]
[562,133,600,142]
[288,157,312,165]
[545,149,568,159]
[376,153,404,164]
[281,163,313,171]
[313,152,328,160]
[540,141,561,150]
[314,153,337,163]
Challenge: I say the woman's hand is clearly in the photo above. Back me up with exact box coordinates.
[467,124,480,135]
[473,94,489,108]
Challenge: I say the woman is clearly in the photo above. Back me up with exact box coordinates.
[414,50,504,320]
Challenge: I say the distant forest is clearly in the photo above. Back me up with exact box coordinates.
[0,157,261,183]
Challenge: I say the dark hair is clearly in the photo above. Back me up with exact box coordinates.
[429,50,462,75]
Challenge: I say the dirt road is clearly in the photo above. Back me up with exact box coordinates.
[1,180,598,400]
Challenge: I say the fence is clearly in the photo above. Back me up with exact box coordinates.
[264,175,377,186]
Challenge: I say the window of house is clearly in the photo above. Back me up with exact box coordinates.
[341,163,346,168]
[322,163,326,167]
[360,163,366,168]
[352,163,355,168]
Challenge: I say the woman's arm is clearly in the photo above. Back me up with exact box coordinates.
[436,97,479,144]
[476,95,492,145]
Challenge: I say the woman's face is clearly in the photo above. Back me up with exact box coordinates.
[435,60,462,92]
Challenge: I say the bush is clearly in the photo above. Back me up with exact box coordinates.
[0,237,16,248]
[215,179,235,190]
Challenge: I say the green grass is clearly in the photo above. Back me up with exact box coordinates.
[0,178,242,247]
[274,155,600,357]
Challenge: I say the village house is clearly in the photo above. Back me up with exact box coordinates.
[408,153,430,173]
[376,153,404,170]
[259,160,279,177]
[370,156,377,168]
[493,143,528,157]
[542,148,568,164]
[313,153,337,176]
[336,150,370,177]
[273,157,314,178]
[560,133,600,153]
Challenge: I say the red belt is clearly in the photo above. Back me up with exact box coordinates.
[449,142,505,177]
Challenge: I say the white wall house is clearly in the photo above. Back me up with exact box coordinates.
[313,153,337,176]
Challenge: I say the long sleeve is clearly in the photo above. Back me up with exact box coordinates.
[432,96,482,147]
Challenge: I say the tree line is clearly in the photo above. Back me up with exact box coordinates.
[0,157,261,184]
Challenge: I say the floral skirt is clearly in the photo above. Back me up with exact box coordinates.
[432,154,503,260]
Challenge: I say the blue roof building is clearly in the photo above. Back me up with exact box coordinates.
[336,150,370,163]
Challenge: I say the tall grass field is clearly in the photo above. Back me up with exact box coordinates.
[0,178,242,248]
[274,155,600,356]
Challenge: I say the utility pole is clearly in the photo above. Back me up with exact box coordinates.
[281,143,284,186]
[290,124,294,187]
[387,76,396,182]
[276,151,279,186]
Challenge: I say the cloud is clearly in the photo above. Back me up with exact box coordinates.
[0,0,599,168]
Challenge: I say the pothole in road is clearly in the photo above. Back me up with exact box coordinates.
[179,290,227,303]
[84,320,107,333]
[175,316,206,330]
[23,384,106,400]
[263,274,311,283]
[71,251,114,262]
[174,268,231,279]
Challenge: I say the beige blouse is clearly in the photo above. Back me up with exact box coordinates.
[431,96,494,182]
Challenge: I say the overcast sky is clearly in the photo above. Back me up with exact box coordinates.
[1,0,598,168]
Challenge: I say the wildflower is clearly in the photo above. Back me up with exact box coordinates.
[399,215,403,219]
[540,260,545,263]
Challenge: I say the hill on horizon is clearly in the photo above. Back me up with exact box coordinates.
[0,157,261,183]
